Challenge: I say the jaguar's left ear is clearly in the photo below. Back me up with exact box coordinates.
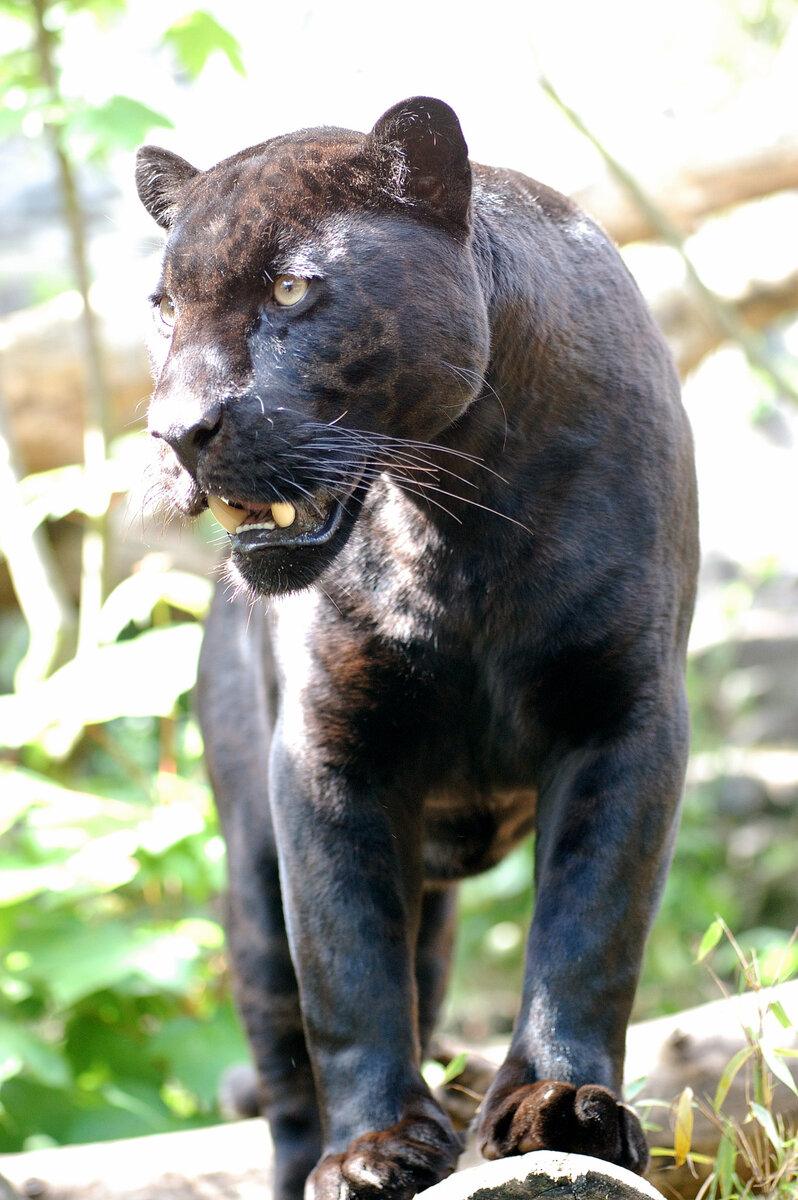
[369,97,472,234]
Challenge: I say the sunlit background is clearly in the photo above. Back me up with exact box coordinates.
[1,0,797,1164]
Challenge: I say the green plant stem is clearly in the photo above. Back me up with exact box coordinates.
[539,72,798,405]
[30,0,110,655]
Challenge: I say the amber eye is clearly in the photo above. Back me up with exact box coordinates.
[159,296,175,327]
[273,275,309,307]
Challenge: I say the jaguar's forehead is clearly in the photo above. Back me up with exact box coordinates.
[161,128,389,292]
[182,129,384,232]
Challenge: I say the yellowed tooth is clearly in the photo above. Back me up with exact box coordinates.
[208,495,247,534]
[271,501,296,528]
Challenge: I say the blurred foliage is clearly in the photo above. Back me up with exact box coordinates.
[0,718,248,1151]
[0,2,173,152]
[0,0,243,151]
[0,0,251,1152]
[0,510,248,1150]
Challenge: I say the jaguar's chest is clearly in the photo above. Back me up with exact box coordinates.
[422,785,538,882]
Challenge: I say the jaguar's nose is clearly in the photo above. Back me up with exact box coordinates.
[149,400,224,475]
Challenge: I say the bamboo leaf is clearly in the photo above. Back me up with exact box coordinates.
[696,918,724,963]
[441,1051,468,1085]
[760,1042,798,1096]
[674,1086,694,1166]
[715,1125,737,1196]
[714,1045,753,1111]
[749,1100,782,1151]
[769,1000,793,1030]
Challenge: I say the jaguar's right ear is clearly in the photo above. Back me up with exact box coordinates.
[135,146,200,229]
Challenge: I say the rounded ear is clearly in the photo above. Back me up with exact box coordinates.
[135,146,199,229]
[369,97,472,233]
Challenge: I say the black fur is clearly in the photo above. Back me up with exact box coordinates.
[136,97,698,1200]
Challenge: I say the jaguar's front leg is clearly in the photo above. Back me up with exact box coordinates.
[477,693,691,1175]
[269,740,461,1200]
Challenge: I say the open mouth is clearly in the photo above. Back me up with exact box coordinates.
[206,492,345,550]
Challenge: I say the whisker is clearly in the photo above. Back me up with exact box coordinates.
[380,475,463,525]
[442,360,509,450]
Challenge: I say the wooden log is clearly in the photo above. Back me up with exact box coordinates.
[418,1151,668,1200]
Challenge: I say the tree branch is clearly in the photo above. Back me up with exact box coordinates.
[654,268,798,378]
[574,136,798,249]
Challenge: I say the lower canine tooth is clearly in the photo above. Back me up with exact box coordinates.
[271,501,296,528]
[208,495,247,534]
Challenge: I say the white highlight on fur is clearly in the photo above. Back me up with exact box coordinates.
[272,588,323,752]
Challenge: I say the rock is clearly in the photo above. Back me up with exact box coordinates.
[418,1151,667,1200]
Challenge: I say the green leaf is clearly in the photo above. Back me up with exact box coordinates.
[20,921,202,1008]
[61,0,127,17]
[749,1100,782,1151]
[0,623,203,750]
[0,1019,71,1088]
[148,1004,247,1108]
[715,1124,738,1196]
[162,10,245,78]
[696,918,724,962]
[760,1042,798,1097]
[441,1051,468,1085]
[770,1000,793,1030]
[98,571,212,642]
[714,1045,753,1112]
[65,94,174,158]
[18,459,138,530]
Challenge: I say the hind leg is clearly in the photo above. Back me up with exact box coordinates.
[197,593,321,1200]
[415,885,457,1058]
[223,823,321,1200]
